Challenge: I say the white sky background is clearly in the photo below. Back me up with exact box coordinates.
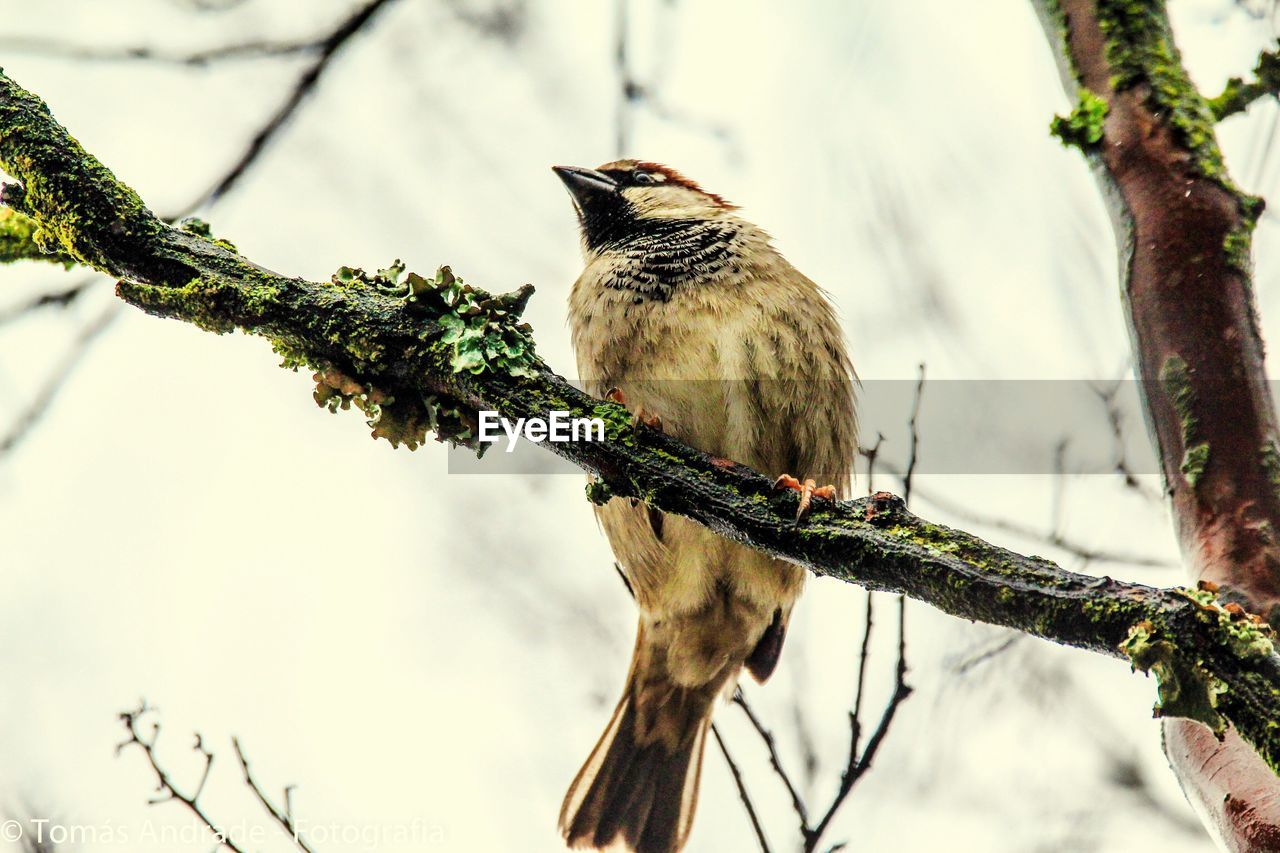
[0,0,1276,850]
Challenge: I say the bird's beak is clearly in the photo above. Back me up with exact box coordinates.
[553,165,618,207]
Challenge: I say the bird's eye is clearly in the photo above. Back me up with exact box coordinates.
[632,171,659,185]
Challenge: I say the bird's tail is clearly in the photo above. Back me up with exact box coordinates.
[559,624,726,853]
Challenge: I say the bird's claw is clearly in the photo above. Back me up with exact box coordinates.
[773,474,837,520]
[605,387,663,432]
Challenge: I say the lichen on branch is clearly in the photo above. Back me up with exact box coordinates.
[1209,45,1280,122]
[1049,88,1108,149]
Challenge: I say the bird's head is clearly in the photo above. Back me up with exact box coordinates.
[553,159,735,252]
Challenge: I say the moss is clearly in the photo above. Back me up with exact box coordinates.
[1121,620,1228,733]
[1177,586,1276,659]
[1181,441,1210,488]
[1225,226,1253,275]
[1095,0,1227,183]
[1159,354,1211,489]
[0,72,169,279]
[585,479,613,506]
[1208,47,1280,121]
[591,401,637,447]
[337,263,540,378]
[180,216,238,254]
[1050,88,1109,149]
[0,206,74,266]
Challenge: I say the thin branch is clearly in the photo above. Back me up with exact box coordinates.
[116,703,247,853]
[710,724,773,853]
[194,0,399,208]
[0,36,319,65]
[859,432,885,495]
[803,593,911,852]
[900,363,925,506]
[614,0,633,157]
[850,595,875,749]
[950,633,1025,676]
[0,302,120,456]
[731,690,809,830]
[232,738,318,853]
[0,277,96,327]
[1209,44,1280,120]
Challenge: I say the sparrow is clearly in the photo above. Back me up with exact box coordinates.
[554,160,857,853]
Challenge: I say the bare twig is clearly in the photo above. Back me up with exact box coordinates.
[900,363,925,506]
[1090,380,1162,503]
[732,690,810,830]
[116,702,247,853]
[0,277,96,327]
[858,432,885,495]
[804,596,911,852]
[0,36,319,65]
[849,595,876,751]
[1209,44,1280,120]
[614,0,634,157]
[194,0,400,208]
[711,724,773,853]
[1050,437,1070,541]
[232,738,318,853]
[950,633,1025,676]
[0,301,120,456]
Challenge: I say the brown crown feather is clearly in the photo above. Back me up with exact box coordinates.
[598,159,737,209]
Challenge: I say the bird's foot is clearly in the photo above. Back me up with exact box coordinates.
[773,474,837,520]
[605,387,663,432]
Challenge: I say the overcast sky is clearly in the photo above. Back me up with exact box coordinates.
[1,1,1276,850]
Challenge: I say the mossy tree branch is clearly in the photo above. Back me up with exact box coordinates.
[1033,0,1280,847]
[4,64,1280,792]
[1209,44,1280,121]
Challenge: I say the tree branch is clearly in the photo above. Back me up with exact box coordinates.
[1034,0,1280,847]
[116,703,247,853]
[4,62,1280,797]
[1209,44,1280,121]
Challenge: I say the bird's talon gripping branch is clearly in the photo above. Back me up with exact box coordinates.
[603,387,662,431]
[634,408,662,432]
[773,474,836,520]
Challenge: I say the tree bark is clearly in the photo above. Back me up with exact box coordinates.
[1033,1,1280,847]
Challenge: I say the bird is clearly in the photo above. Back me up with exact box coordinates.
[554,160,857,853]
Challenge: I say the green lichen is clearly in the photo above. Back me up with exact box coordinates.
[1121,620,1228,733]
[883,523,962,555]
[1181,441,1209,488]
[0,72,169,280]
[1177,586,1276,659]
[585,479,614,506]
[1095,0,1227,183]
[1050,88,1109,149]
[0,206,73,266]
[180,216,238,254]
[1263,442,1280,491]
[1160,355,1210,489]
[1208,46,1280,121]
[591,401,637,447]
[333,262,539,378]
[1225,226,1253,274]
